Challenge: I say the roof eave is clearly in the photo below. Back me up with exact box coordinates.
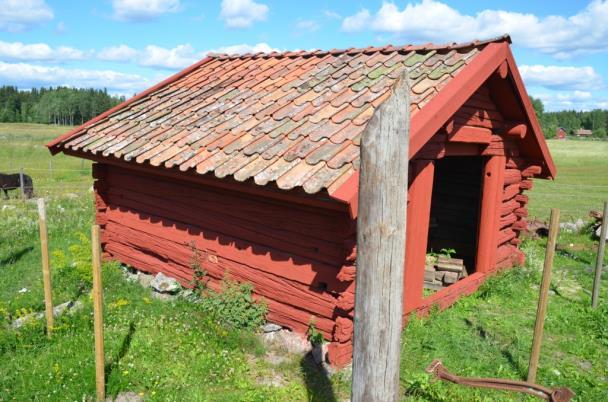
[46,56,215,153]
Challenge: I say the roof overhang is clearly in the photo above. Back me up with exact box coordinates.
[328,41,556,219]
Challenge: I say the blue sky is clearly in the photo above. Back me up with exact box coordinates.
[1,0,607,111]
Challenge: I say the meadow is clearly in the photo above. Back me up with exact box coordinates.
[0,124,607,401]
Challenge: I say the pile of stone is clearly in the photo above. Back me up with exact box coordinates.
[424,255,468,291]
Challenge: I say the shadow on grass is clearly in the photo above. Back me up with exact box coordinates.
[464,318,526,380]
[0,246,33,266]
[300,353,337,402]
[105,321,136,383]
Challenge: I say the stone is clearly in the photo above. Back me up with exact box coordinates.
[151,272,181,294]
[560,222,578,233]
[11,300,83,329]
[264,351,288,365]
[137,272,154,288]
[575,218,585,231]
[596,225,608,240]
[106,392,143,402]
[262,323,282,333]
[151,291,177,302]
[262,329,312,355]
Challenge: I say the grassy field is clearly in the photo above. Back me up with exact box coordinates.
[1,124,607,401]
[0,123,92,197]
[528,139,608,220]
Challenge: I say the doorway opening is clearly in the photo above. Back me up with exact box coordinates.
[424,156,484,291]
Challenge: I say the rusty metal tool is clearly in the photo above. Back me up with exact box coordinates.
[425,360,575,402]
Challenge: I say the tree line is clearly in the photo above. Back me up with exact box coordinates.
[0,86,125,126]
[530,97,607,139]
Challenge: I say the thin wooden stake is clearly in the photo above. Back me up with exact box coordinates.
[527,208,560,384]
[592,201,608,308]
[37,198,54,337]
[91,225,105,401]
[19,168,25,200]
[351,71,409,402]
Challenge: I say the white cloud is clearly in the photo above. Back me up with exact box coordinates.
[139,44,199,69]
[295,20,320,33]
[211,42,278,56]
[323,10,341,20]
[342,9,370,32]
[519,65,602,90]
[0,40,86,62]
[112,0,181,22]
[0,61,149,94]
[220,0,268,28]
[0,0,53,32]
[98,45,139,62]
[96,42,279,69]
[535,91,605,112]
[341,0,608,58]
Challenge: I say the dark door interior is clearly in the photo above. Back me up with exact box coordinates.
[427,156,484,274]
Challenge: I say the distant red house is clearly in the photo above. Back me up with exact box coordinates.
[556,127,567,139]
[48,35,555,367]
[575,128,593,137]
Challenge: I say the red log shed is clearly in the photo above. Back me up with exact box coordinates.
[48,35,556,367]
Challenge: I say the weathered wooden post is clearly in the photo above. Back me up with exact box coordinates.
[592,201,608,308]
[19,168,25,200]
[91,225,105,401]
[37,198,54,337]
[351,72,409,402]
[527,208,560,384]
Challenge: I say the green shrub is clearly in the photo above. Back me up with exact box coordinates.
[197,276,267,330]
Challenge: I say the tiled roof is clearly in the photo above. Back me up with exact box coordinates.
[52,38,505,195]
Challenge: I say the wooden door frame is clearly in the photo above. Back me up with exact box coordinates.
[403,154,505,314]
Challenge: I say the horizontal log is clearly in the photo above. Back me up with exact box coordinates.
[103,208,343,290]
[522,165,542,178]
[501,199,520,216]
[502,183,521,201]
[520,180,533,190]
[504,169,523,186]
[498,228,517,245]
[514,207,528,218]
[515,194,528,204]
[105,166,348,242]
[447,125,492,144]
[504,123,527,139]
[500,213,517,229]
[105,230,341,322]
[105,190,345,266]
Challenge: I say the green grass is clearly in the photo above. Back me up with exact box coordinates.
[1,123,607,401]
[528,139,608,220]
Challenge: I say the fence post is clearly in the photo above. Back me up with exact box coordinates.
[49,160,53,180]
[527,208,560,383]
[592,201,608,308]
[91,225,105,401]
[19,168,25,200]
[37,198,54,337]
[351,72,409,402]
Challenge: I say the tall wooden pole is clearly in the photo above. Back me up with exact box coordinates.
[592,201,608,308]
[527,208,560,384]
[351,72,409,402]
[91,225,105,401]
[37,198,54,337]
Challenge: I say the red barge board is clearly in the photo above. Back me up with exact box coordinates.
[49,35,556,367]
